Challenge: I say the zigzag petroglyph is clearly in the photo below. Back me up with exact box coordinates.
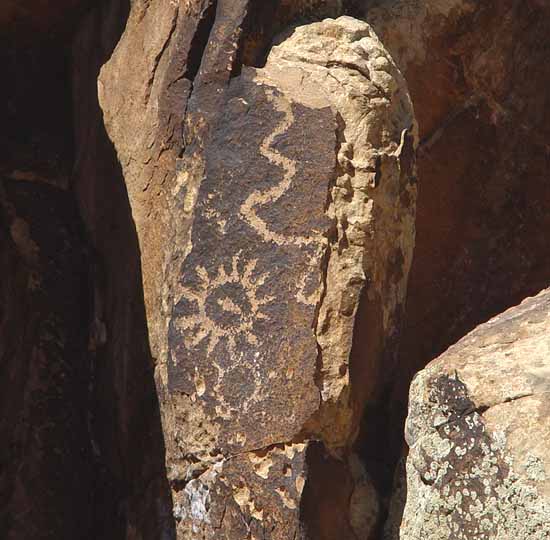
[240,89,321,250]
[239,88,327,306]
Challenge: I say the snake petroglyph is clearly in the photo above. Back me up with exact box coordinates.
[239,89,320,249]
[239,88,327,306]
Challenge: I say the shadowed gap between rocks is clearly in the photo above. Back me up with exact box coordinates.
[1,10,93,538]
[236,0,367,70]
[185,0,219,82]
[1,1,176,538]
[73,1,176,537]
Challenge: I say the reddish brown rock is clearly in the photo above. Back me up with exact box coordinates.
[364,0,550,486]
[145,15,416,539]
[3,1,549,539]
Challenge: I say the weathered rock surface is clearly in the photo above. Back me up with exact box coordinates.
[400,288,550,539]
[362,0,550,493]
[3,0,550,538]
[153,15,416,540]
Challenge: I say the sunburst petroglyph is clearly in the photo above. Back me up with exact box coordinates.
[179,253,275,357]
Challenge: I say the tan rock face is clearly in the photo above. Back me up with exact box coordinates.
[81,4,418,535]
[154,15,416,539]
[401,288,550,539]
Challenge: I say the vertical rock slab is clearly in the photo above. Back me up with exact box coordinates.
[401,288,550,539]
[95,0,199,358]
[163,16,417,539]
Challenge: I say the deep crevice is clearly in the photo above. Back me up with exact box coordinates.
[184,0,219,82]
[1,1,175,538]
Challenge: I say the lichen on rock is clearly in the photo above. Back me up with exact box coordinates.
[399,289,550,540]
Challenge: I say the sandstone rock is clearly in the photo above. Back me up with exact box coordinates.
[364,0,550,492]
[159,15,416,539]
[400,288,550,539]
[96,0,193,359]
[87,3,417,536]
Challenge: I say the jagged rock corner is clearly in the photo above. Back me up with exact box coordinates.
[1,0,550,539]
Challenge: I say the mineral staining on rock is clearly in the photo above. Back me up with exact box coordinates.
[400,288,550,540]
[165,15,417,539]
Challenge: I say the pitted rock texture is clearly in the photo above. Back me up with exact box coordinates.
[400,288,550,540]
[93,5,415,537]
[161,15,416,540]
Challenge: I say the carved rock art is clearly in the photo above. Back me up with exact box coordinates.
[161,16,417,539]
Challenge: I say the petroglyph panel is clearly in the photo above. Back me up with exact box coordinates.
[168,68,336,454]
[163,15,417,540]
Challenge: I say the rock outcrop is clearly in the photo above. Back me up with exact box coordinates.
[400,288,550,539]
[2,0,550,539]
[156,16,416,539]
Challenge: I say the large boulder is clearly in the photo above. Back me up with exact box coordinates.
[157,15,416,540]
[401,288,550,539]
